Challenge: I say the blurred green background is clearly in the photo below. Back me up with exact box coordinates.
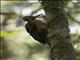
[0,0,80,60]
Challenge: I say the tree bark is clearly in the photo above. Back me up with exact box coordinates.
[40,0,75,60]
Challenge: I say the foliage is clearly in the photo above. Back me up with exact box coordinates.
[0,0,80,60]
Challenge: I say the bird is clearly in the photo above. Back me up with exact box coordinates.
[23,14,51,47]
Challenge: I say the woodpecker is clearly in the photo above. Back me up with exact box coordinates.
[23,14,51,47]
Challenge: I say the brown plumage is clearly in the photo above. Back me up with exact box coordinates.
[23,15,51,47]
[23,15,48,32]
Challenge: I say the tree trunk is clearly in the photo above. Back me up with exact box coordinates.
[40,0,75,60]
